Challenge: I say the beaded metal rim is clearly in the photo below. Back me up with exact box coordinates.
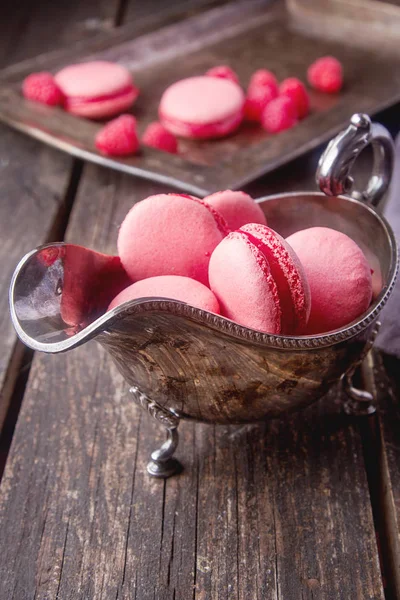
[10,194,398,354]
[105,258,398,350]
[11,254,397,354]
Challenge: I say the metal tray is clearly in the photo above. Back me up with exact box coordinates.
[1,0,400,196]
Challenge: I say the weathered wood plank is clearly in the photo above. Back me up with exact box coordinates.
[365,351,400,600]
[194,393,384,600]
[123,0,234,26]
[0,0,118,69]
[0,164,385,599]
[0,0,123,433]
[0,127,73,432]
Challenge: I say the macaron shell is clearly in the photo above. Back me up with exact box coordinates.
[240,223,311,335]
[159,76,245,139]
[205,190,267,231]
[118,193,229,286]
[108,275,220,313]
[65,87,138,118]
[286,227,372,334]
[209,231,281,333]
[55,61,138,118]
[55,61,133,97]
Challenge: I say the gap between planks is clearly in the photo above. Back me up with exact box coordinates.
[0,159,84,477]
[0,0,126,473]
[357,351,399,600]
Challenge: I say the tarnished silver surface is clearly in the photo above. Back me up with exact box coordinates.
[8,115,399,476]
[342,321,381,416]
[129,386,181,477]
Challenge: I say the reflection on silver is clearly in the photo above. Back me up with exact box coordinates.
[317,113,394,206]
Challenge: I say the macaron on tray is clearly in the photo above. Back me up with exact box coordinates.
[21,57,342,160]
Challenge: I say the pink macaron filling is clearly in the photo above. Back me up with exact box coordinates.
[65,87,138,118]
[209,230,282,333]
[160,110,244,139]
[65,84,138,107]
[240,224,311,334]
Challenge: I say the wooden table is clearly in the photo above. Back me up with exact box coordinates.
[0,2,400,599]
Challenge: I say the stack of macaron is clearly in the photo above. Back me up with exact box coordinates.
[22,55,343,156]
[105,190,374,337]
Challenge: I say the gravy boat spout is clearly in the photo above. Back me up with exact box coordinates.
[9,243,131,352]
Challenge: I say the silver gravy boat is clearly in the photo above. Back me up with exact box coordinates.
[9,114,399,477]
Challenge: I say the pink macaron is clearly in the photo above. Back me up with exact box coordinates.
[118,193,229,286]
[108,275,220,313]
[204,190,267,231]
[159,76,245,139]
[55,61,139,119]
[209,224,311,334]
[286,227,372,334]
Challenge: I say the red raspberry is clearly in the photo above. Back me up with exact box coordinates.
[262,96,298,133]
[22,72,64,106]
[248,69,278,92]
[142,122,178,154]
[37,247,62,267]
[307,56,343,93]
[95,115,139,157]
[279,77,309,119]
[205,65,239,84]
[244,81,278,122]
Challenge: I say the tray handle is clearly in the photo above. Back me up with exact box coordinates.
[316,113,394,210]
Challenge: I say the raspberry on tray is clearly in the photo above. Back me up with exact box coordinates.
[205,65,239,84]
[279,77,310,119]
[95,114,139,157]
[22,72,64,106]
[307,56,343,94]
[142,122,178,154]
[262,96,298,133]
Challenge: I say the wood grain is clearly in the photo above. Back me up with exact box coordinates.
[0,0,124,434]
[0,127,73,432]
[0,0,118,69]
[122,0,234,26]
[364,351,400,600]
[0,161,385,599]
[1,3,399,599]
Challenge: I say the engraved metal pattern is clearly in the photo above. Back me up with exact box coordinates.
[129,385,179,428]
[129,385,181,478]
